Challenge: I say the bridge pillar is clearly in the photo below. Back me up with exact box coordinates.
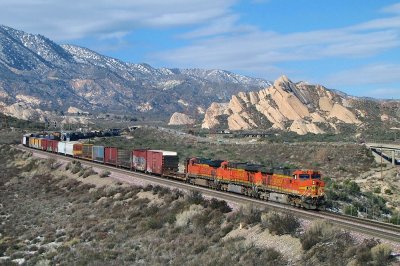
[392,150,396,165]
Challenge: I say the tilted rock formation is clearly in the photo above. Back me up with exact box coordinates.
[202,76,364,135]
[168,112,195,125]
[202,103,229,129]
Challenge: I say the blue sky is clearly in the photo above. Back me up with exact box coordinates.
[2,0,400,98]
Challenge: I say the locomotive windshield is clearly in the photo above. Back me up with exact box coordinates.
[299,174,310,179]
[311,174,321,179]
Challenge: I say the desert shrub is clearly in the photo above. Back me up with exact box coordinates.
[345,238,380,265]
[175,204,204,227]
[300,220,353,251]
[301,221,354,265]
[234,205,262,225]
[389,212,400,225]
[146,217,163,229]
[209,198,232,213]
[343,179,361,196]
[261,212,300,235]
[344,205,358,216]
[374,187,381,193]
[99,170,111,178]
[46,158,60,170]
[384,189,392,195]
[70,161,83,174]
[152,185,171,196]
[143,184,153,191]
[370,244,393,265]
[187,190,205,205]
[81,167,97,178]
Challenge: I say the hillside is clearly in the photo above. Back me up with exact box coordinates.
[0,145,396,265]
[202,76,400,135]
[0,25,270,121]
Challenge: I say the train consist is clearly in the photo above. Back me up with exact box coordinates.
[22,134,326,209]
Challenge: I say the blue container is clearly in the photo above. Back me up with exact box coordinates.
[93,146,105,162]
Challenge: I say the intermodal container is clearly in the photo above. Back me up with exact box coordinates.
[82,144,93,160]
[22,135,29,146]
[146,150,179,175]
[105,147,118,165]
[73,143,83,157]
[41,139,48,151]
[29,137,35,148]
[35,138,42,150]
[117,149,131,168]
[93,146,105,163]
[65,141,81,156]
[47,139,58,153]
[58,141,67,155]
[132,149,147,171]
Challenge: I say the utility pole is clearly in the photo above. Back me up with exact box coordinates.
[380,145,383,180]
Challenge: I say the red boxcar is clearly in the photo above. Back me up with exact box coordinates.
[117,149,131,168]
[105,147,118,166]
[145,150,179,175]
[47,139,59,153]
[132,149,148,171]
[41,139,48,151]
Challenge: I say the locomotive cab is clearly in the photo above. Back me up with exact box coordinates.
[291,170,325,209]
[292,170,324,197]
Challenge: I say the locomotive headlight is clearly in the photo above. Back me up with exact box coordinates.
[312,181,315,185]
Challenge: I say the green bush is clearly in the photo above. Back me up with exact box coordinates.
[234,205,262,225]
[82,168,97,178]
[209,198,232,213]
[262,212,300,235]
[187,190,205,205]
[370,244,393,265]
[384,189,392,195]
[99,170,111,178]
[374,187,381,194]
[300,220,353,251]
[344,205,358,216]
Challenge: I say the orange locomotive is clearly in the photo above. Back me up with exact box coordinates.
[186,158,325,209]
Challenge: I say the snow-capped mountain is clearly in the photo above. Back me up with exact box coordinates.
[0,25,270,120]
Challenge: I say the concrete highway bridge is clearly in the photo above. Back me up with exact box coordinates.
[366,143,400,165]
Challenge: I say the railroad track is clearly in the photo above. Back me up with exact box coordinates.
[16,145,400,243]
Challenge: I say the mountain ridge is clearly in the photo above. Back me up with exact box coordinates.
[0,25,271,121]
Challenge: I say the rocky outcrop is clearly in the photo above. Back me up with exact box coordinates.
[168,112,195,125]
[202,103,229,129]
[202,76,364,135]
[3,102,51,122]
[67,106,84,114]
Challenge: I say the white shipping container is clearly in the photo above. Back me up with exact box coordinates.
[148,150,177,156]
[66,142,75,156]
[22,136,28,145]
[65,141,80,156]
[58,141,67,155]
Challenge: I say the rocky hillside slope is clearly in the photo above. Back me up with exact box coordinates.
[0,25,270,121]
[202,76,400,135]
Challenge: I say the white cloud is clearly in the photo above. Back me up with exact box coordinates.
[155,27,400,76]
[326,64,400,86]
[1,0,236,40]
[180,15,256,39]
[152,2,400,79]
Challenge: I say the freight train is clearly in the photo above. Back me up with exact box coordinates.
[22,134,326,209]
